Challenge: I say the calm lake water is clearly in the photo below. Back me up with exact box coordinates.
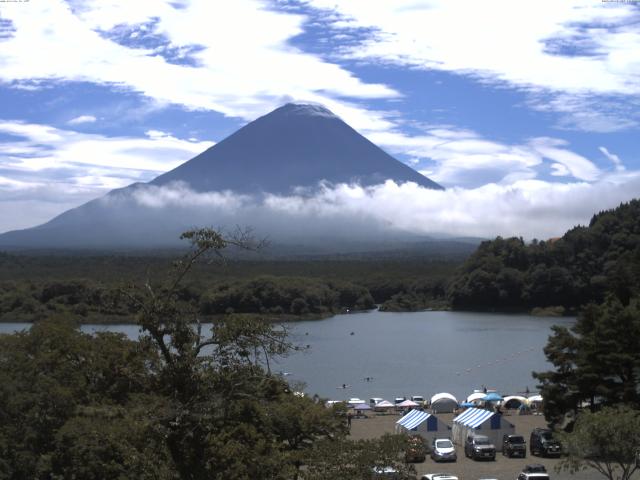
[0,310,573,403]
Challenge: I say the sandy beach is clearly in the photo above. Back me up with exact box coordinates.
[349,409,632,480]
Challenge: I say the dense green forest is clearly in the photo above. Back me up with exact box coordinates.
[0,251,459,322]
[2,199,639,323]
[448,199,640,313]
[0,230,417,479]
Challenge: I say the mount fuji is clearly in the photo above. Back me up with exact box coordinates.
[0,103,443,249]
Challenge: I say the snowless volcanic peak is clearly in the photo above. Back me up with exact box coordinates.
[0,103,443,248]
[150,102,443,194]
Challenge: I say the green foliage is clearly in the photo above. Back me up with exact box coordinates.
[302,434,416,480]
[0,229,364,479]
[0,250,460,322]
[449,199,640,311]
[0,318,161,479]
[199,276,375,316]
[557,406,640,480]
[533,297,640,426]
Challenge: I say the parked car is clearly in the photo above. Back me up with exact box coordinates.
[430,438,457,462]
[421,474,459,480]
[464,434,496,461]
[530,428,562,457]
[370,397,384,406]
[502,434,527,458]
[395,396,407,405]
[405,435,427,463]
[411,395,425,404]
[517,464,549,480]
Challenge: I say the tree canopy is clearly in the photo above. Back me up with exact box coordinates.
[0,228,414,479]
[533,296,640,427]
[557,406,640,480]
[448,199,640,312]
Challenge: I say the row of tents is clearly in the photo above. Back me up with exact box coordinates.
[399,392,544,414]
[395,407,516,451]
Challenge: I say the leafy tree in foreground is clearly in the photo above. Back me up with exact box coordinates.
[558,406,640,480]
[0,228,415,479]
[0,318,163,479]
[121,228,349,479]
[533,296,640,427]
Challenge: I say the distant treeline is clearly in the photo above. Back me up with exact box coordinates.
[447,199,640,312]
[0,254,459,322]
[5,199,638,322]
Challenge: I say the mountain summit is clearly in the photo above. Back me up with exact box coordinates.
[151,102,442,193]
[0,103,442,248]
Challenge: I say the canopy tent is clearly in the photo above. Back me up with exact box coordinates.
[397,399,419,408]
[502,395,527,409]
[374,400,395,411]
[451,407,515,451]
[483,392,503,402]
[395,409,452,444]
[466,392,487,403]
[353,403,371,410]
[430,392,458,413]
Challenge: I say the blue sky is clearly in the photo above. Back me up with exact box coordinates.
[0,0,639,238]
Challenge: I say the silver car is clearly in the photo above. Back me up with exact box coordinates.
[430,438,457,462]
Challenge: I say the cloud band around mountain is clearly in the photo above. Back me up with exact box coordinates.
[122,175,640,241]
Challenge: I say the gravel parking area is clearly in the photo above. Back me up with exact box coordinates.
[349,410,632,480]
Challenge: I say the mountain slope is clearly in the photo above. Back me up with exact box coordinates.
[152,103,442,193]
[0,103,442,249]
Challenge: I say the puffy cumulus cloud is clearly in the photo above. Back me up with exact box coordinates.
[304,0,640,132]
[119,174,640,241]
[0,0,397,130]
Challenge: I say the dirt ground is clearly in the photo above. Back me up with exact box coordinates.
[349,409,634,480]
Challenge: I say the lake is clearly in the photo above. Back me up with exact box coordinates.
[0,310,572,403]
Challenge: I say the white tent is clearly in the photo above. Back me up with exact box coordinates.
[527,394,543,403]
[374,400,395,412]
[395,409,452,444]
[430,392,458,413]
[466,392,486,403]
[502,395,527,409]
[451,407,515,451]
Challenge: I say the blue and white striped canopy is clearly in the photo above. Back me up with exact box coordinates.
[453,407,494,428]
[396,409,430,430]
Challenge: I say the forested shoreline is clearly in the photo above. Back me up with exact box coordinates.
[2,199,639,323]
[447,199,640,313]
[0,254,457,323]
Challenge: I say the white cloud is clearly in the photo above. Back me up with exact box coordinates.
[0,120,214,232]
[67,114,97,125]
[599,146,625,172]
[0,0,398,129]
[528,137,601,181]
[0,121,213,176]
[363,126,601,187]
[304,0,640,131]
[116,174,640,241]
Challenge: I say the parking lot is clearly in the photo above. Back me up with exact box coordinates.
[349,411,626,480]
